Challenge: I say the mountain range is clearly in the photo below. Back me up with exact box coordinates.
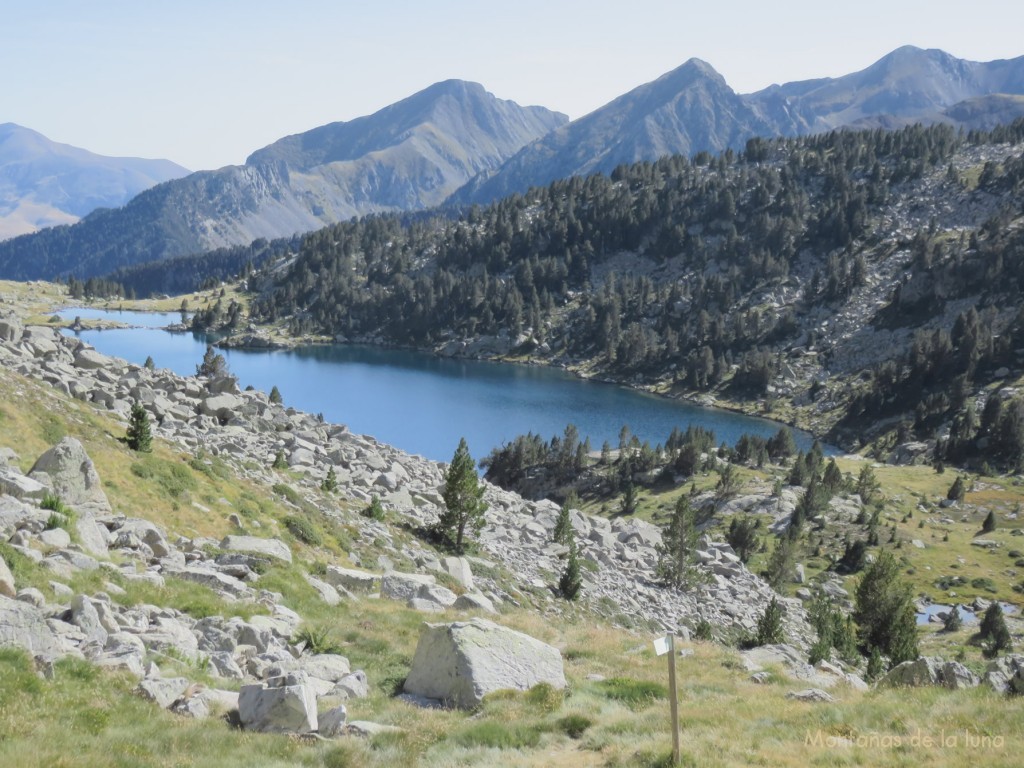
[1,45,1023,280]
[0,82,565,279]
[0,123,188,240]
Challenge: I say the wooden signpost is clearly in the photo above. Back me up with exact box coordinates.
[654,633,681,764]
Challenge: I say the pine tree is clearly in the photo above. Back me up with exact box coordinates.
[853,550,919,665]
[726,515,759,563]
[947,475,966,503]
[656,496,698,588]
[272,449,288,469]
[755,597,785,646]
[144,355,155,370]
[553,493,576,545]
[764,536,795,590]
[558,532,583,601]
[269,385,283,405]
[619,481,637,516]
[942,606,963,633]
[979,602,1012,657]
[321,466,338,492]
[981,509,997,533]
[126,401,152,452]
[436,438,487,554]
[196,345,230,378]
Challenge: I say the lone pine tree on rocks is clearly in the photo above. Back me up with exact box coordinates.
[126,401,152,452]
[436,437,487,555]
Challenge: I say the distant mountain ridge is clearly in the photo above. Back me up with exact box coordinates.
[0,82,566,279]
[455,46,1024,205]
[3,46,1024,281]
[0,124,189,240]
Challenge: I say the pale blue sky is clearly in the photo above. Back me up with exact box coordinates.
[4,0,1022,171]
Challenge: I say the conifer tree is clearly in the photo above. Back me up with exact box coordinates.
[436,438,487,554]
[269,385,283,405]
[559,531,583,601]
[657,495,698,588]
[321,466,338,492]
[853,550,919,665]
[553,492,576,545]
[981,509,997,533]
[126,401,152,452]
[756,597,785,646]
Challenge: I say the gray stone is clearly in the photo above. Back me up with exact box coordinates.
[983,654,1024,695]
[220,535,292,563]
[318,704,348,737]
[137,677,191,709]
[38,527,71,549]
[881,657,980,690]
[73,349,113,370]
[345,720,402,738]
[441,556,474,590]
[452,592,498,614]
[239,673,318,733]
[0,470,48,500]
[27,437,112,516]
[70,594,108,647]
[15,588,45,607]
[324,566,380,593]
[403,618,566,709]
[333,670,368,699]
[786,688,835,702]
[0,555,14,597]
[171,686,239,719]
[304,575,341,605]
[381,572,436,602]
[0,595,64,659]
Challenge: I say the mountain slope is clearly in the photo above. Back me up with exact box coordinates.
[750,46,1024,133]
[0,123,189,240]
[455,59,776,204]
[0,82,566,279]
[457,47,1024,206]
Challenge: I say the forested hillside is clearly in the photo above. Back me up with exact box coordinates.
[245,121,1024,460]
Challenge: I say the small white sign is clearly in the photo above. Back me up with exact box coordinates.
[653,635,671,656]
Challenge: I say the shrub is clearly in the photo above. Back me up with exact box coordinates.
[293,625,344,655]
[558,714,593,739]
[755,597,785,646]
[525,682,563,714]
[362,495,385,520]
[272,449,288,470]
[454,721,541,749]
[693,620,714,641]
[284,515,323,546]
[597,677,667,709]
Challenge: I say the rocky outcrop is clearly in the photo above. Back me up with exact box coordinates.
[984,654,1024,695]
[880,657,980,690]
[403,618,566,708]
[0,323,815,649]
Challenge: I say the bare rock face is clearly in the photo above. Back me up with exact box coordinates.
[403,618,566,708]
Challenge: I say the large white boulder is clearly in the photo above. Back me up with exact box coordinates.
[403,618,565,708]
[239,672,318,733]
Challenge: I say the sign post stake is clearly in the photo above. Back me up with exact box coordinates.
[667,633,680,764]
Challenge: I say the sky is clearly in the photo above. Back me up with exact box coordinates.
[4,0,1023,172]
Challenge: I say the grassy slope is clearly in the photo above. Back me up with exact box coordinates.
[1,282,1023,765]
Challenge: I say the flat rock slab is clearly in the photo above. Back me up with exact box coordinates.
[220,535,292,563]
